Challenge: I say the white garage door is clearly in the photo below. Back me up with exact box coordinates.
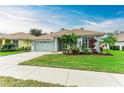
[34,41,55,52]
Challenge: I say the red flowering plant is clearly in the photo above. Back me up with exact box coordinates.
[89,38,97,53]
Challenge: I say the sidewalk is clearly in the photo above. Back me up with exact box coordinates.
[0,52,124,87]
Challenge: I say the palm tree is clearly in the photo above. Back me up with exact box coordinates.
[58,33,77,51]
[58,35,68,50]
[101,33,117,53]
[69,33,77,48]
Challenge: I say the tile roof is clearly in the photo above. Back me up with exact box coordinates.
[116,33,124,41]
[0,32,36,40]
[53,29,105,37]
[35,28,105,40]
[34,34,54,40]
[0,29,105,40]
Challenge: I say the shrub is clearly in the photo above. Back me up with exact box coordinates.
[1,43,15,51]
[0,49,16,52]
[24,46,31,52]
[99,46,103,53]
[82,47,91,54]
[0,43,31,52]
[15,47,25,51]
[71,47,80,54]
[15,48,22,51]
[16,47,31,51]
[25,46,31,50]
[21,47,25,51]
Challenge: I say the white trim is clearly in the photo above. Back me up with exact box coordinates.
[115,41,124,50]
[54,38,58,52]
[31,41,35,51]
[95,36,100,53]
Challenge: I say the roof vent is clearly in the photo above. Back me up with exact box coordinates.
[50,32,53,34]
[61,28,65,31]
[80,27,84,30]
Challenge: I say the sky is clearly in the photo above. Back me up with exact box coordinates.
[0,5,124,34]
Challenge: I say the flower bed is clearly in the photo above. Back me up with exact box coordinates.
[63,51,113,56]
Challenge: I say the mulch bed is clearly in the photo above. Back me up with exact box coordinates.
[63,52,113,56]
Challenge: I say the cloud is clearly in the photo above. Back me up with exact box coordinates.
[0,5,124,34]
[116,11,124,15]
[81,20,97,25]
[0,11,37,22]
[81,18,124,32]
[0,6,68,34]
[71,10,83,15]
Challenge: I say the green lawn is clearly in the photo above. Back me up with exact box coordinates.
[20,50,124,74]
[0,51,25,56]
[0,76,64,87]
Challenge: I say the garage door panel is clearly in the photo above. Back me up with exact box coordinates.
[34,41,55,51]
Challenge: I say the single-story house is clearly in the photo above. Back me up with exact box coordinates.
[115,33,124,50]
[0,32,36,48]
[31,28,105,52]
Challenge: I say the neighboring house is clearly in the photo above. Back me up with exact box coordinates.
[32,28,105,52]
[0,32,36,48]
[115,33,124,50]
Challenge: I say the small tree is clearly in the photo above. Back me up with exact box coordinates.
[69,33,77,48]
[58,35,68,50]
[101,33,117,53]
[30,28,42,36]
[25,39,32,50]
[89,38,97,53]
[58,33,77,53]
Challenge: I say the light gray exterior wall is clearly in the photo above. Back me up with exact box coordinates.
[115,41,124,50]
[77,37,82,48]
[94,36,100,53]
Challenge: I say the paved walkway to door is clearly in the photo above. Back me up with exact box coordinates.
[0,52,124,87]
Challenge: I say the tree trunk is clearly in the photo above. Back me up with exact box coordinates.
[106,44,109,53]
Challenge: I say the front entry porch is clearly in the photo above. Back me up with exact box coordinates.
[0,39,19,48]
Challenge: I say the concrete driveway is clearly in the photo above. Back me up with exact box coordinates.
[0,52,51,65]
[0,52,124,87]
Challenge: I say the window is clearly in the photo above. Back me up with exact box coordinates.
[82,37,89,48]
[40,41,50,43]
